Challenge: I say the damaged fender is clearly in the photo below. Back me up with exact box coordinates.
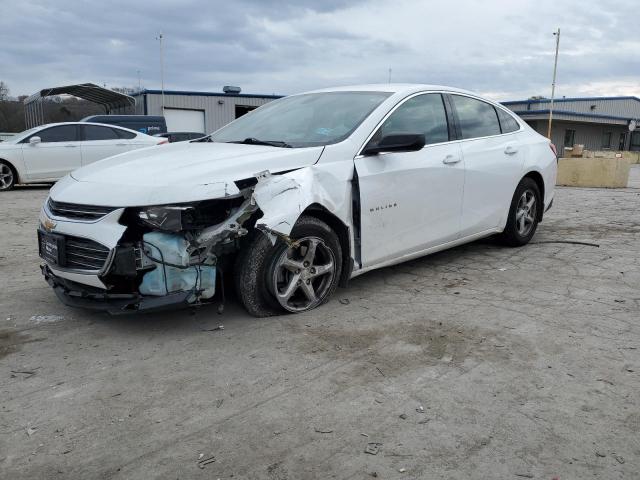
[251,166,346,240]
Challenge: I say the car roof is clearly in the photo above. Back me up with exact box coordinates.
[303,83,477,96]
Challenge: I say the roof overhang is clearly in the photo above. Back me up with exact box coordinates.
[512,109,631,126]
[24,83,135,111]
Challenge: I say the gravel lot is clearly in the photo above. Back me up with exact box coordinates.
[1,168,639,479]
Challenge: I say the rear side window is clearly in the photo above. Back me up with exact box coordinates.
[452,95,501,139]
[83,125,120,141]
[496,108,520,133]
[379,93,449,145]
[34,125,78,143]
[115,128,136,139]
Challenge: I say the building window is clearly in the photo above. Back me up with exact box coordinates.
[235,105,256,119]
[631,132,640,152]
[564,129,576,147]
[601,131,612,149]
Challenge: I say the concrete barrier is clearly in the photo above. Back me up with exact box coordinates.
[556,157,632,188]
[621,151,640,164]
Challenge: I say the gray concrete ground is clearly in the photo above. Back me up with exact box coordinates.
[1,168,639,479]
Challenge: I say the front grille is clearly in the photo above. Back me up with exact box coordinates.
[48,199,117,221]
[64,236,111,271]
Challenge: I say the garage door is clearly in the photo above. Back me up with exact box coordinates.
[164,108,205,133]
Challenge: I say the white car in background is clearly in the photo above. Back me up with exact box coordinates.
[38,84,557,316]
[0,122,166,190]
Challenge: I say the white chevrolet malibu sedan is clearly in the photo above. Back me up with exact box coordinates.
[0,122,166,190]
[38,85,557,316]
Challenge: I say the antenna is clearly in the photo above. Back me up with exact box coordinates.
[388,68,392,84]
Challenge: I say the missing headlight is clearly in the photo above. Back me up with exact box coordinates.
[135,197,247,232]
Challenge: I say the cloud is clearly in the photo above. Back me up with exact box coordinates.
[0,0,638,100]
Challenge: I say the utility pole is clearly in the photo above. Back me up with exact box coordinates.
[388,68,392,84]
[547,28,560,139]
[157,32,165,115]
[137,70,141,93]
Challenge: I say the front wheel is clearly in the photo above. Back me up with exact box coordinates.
[497,177,541,247]
[0,161,16,191]
[234,216,343,317]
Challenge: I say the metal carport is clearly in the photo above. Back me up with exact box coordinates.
[23,83,136,128]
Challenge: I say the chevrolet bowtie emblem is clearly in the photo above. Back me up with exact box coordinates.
[43,218,57,232]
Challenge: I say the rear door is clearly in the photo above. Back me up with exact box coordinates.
[449,94,525,237]
[21,125,82,180]
[79,125,130,165]
[355,93,465,267]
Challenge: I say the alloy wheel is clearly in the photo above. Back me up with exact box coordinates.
[0,164,13,190]
[271,236,336,312]
[515,190,537,236]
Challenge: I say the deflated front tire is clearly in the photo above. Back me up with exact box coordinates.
[234,216,343,317]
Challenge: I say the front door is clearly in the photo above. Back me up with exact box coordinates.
[21,124,82,181]
[355,93,465,267]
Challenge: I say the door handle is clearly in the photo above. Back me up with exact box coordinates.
[442,154,461,165]
[116,143,128,146]
[504,145,518,155]
[65,145,78,148]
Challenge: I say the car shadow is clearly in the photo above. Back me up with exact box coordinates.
[14,184,53,191]
[83,237,504,335]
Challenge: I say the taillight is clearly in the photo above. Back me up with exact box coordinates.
[157,139,169,145]
[549,143,557,157]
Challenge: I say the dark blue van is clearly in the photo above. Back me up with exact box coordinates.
[81,115,167,135]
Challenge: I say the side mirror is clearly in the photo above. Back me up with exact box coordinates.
[29,136,41,145]
[362,133,425,155]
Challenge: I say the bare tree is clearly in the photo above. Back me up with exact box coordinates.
[0,81,9,100]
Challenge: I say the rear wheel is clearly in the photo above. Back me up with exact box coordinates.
[497,177,541,247]
[0,161,16,191]
[234,216,342,317]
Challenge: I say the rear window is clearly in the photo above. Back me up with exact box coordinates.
[115,129,136,139]
[83,125,120,141]
[451,95,501,139]
[496,108,520,133]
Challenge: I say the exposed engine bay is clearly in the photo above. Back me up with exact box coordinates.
[39,170,321,314]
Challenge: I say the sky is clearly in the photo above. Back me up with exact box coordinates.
[0,0,638,101]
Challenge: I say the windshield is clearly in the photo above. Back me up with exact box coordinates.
[5,126,41,144]
[210,91,392,148]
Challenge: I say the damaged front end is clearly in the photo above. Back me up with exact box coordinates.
[39,172,300,314]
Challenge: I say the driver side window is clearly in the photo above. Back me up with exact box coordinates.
[25,125,78,143]
[377,93,450,145]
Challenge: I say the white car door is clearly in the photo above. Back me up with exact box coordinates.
[21,124,82,181]
[355,93,465,267]
[80,125,131,165]
[449,94,526,237]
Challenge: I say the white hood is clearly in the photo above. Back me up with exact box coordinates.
[51,142,324,206]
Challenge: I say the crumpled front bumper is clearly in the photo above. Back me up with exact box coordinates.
[41,265,193,315]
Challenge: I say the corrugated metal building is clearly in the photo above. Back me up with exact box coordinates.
[502,96,640,155]
[128,89,282,134]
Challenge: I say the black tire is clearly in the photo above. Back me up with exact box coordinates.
[0,160,17,191]
[497,177,541,247]
[234,215,343,317]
